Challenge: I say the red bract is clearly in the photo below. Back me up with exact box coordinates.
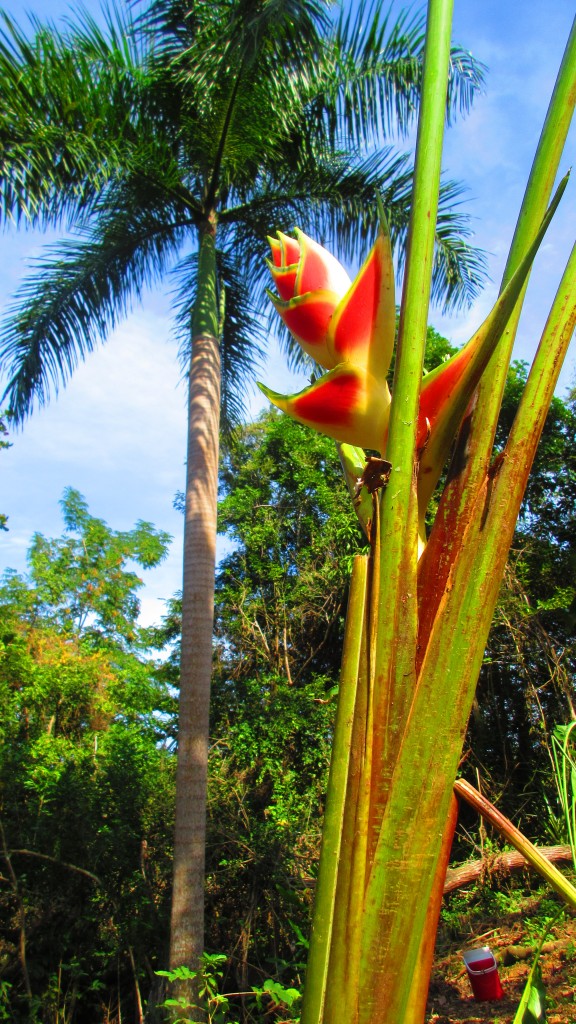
[260,227,395,450]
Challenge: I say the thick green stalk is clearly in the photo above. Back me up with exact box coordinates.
[367,0,455,833]
[402,795,459,1024]
[357,0,455,1018]
[414,174,569,543]
[435,242,576,684]
[379,0,455,531]
[426,240,576,690]
[501,18,576,290]
[469,17,576,454]
[323,521,379,1024]
[498,241,576,481]
[366,247,576,1024]
[356,149,574,1024]
[301,555,368,1024]
[455,780,576,909]
[323,624,370,1024]
[297,16,574,1024]
[417,179,571,653]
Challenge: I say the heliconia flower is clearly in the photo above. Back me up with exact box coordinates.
[267,229,352,368]
[262,181,564,556]
[260,222,396,449]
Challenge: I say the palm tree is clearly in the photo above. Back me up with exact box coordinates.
[0,0,485,986]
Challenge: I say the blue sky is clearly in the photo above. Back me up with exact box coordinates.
[1,0,574,627]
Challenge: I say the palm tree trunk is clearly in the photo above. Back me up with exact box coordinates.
[170,225,220,1000]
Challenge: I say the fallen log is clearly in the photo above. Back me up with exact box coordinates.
[444,845,573,894]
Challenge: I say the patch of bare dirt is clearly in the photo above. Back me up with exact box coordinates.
[426,893,576,1023]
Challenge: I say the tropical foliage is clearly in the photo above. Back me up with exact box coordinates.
[0,491,175,1023]
[0,0,485,425]
[1,1,574,1022]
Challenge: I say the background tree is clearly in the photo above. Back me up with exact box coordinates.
[215,412,364,684]
[0,0,486,983]
[0,490,175,1022]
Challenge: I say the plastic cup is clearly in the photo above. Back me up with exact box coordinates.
[463,946,504,1001]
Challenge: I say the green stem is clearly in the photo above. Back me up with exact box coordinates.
[323,622,369,1024]
[499,240,576,484]
[368,0,455,852]
[324,505,380,1023]
[473,17,576,446]
[373,0,455,663]
[425,242,576,701]
[417,178,571,659]
[501,19,576,290]
[375,248,576,1024]
[356,0,455,1019]
[301,555,368,1024]
[403,794,458,1024]
[383,0,455,487]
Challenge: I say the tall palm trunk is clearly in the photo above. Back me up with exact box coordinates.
[170,224,220,987]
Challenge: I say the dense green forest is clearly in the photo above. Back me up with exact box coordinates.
[1,335,574,1021]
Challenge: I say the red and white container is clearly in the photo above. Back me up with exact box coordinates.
[463,946,504,1001]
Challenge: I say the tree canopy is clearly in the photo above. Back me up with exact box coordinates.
[0,491,175,1022]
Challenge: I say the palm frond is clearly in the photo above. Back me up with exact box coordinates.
[328,0,426,141]
[221,0,330,69]
[426,178,488,311]
[303,0,485,145]
[221,145,410,245]
[446,45,487,124]
[0,6,147,227]
[131,0,220,63]
[169,0,335,208]
[174,0,330,91]
[0,184,190,422]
